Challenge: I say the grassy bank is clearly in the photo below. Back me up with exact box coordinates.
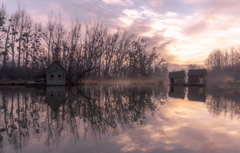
[0,78,166,86]
[210,78,240,89]
[0,79,27,86]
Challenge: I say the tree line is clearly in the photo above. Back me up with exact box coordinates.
[204,47,240,82]
[0,2,168,83]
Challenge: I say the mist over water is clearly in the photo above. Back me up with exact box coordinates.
[0,85,240,153]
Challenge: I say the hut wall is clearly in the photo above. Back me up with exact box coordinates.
[188,69,207,84]
[204,76,207,84]
[188,75,206,84]
[173,77,185,85]
[188,76,199,84]
[46,64,66,85]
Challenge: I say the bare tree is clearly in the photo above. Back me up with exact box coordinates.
[10,11,20,69]
[45,11,56,66]
[187,64,201,69]
[0,3,8,69]
[2,19,10,69]
[16,3,31,68]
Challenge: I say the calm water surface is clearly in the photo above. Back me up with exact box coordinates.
[0,85,240,153]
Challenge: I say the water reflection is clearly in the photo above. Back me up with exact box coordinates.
[168,87,240,118]
[1,86,240,152]
[206,88,240,119]
[45,87,66,110]
[188,87,206,102]
[168,86,206,102]
[0,86,167,152]
[169,86,185,99]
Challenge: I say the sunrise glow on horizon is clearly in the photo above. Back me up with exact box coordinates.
[4,0,240,66]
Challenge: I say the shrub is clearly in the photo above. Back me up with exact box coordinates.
[225,78,234,84]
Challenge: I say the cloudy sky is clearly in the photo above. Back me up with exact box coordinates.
[3,0,240,66]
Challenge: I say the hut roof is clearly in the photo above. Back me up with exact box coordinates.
[188,69,207,76]
[46,61,66,72]
[169,71,186,78]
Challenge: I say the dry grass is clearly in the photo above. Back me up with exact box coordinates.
[225,78,234,84]
[80,79,99,85]
[224,78,240,86]
[0,79,27,85]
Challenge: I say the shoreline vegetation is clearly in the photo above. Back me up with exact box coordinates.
[0,78,165,86]
[210,78,240,89]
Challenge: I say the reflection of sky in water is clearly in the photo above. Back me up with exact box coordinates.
[1,86,240,153]
[114,98,240,153]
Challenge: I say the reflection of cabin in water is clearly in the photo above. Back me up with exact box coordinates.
[45,87,66,110]
[188,69,207,85]
[169,86,185,99]
[187,87,206,102]
[46,61,67,86]
[169,71,186,85]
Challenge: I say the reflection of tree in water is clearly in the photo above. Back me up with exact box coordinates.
[65,86,167,140]
[0,87,33,152]
[0,86,167,152]
[206,88,240,119]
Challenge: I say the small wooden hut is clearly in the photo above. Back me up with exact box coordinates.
[169,71,186,85]
[188,69,207,85]
[46,61,67,86]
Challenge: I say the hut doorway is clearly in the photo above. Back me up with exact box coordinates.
[171,78,174,85]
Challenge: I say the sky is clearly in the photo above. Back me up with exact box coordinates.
[3,0,240,66]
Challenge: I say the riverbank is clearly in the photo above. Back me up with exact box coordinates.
[0,78,166,86]
[0,79,26,86]
[210,83,240,89]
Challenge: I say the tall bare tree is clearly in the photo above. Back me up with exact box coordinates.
[45,11,56,66]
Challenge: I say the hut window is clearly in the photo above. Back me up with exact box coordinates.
[50,93,54,98]
[50,74,54,79]
[58,74,62,79]
[57,93,62,98]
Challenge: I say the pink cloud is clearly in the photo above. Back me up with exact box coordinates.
[182,20,208,36]
[147,0,164,7]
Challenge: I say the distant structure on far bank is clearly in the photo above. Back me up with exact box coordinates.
[169,69,207,86]
[28,61,67,86]
[46,61,67,85]
[188,69,207,85]
[169,70,186,85]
